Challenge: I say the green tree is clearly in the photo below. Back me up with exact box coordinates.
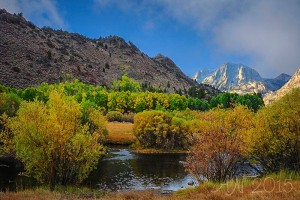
[169,94,188,111]
[0,92,21,117]
[112,74,141,92]
[1,91,106,190]
[236,93,264,112]
[187,98,210,111]
[20,87,47,102]
[210,93,238,108]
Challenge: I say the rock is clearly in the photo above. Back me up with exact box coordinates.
[188,181,195,186]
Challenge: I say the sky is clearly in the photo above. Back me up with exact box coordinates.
[1,0,300,78]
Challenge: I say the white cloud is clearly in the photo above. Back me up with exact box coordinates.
[94,0,300,77]
[0,0,66,29]
[158,0,300,77]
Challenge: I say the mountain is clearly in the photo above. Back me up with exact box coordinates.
[0,9,196,91]
[264,68,300,105]
[193,63,291,94]
[264,73,292,91]
[192,69,214,83]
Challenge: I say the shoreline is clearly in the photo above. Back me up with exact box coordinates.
[1,173,299,200]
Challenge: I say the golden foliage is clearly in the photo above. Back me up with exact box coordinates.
[186,106,254,182]
[1,90,107,189]
[249,88,300,172]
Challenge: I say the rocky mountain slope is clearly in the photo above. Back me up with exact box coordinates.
[264,67,300,105]
[193,63,291,94]
[0,9,196,91]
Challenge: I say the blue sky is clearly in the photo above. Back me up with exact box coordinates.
[1,0,300,78]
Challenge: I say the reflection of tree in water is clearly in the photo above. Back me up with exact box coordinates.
[130,154,187,185]
[85,148,190,191]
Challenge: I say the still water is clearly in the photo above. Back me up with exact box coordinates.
[0,146,196,192]
[86,146,196,191]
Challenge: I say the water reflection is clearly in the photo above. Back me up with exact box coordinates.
[86,146,196,191]
[0,147,196,192]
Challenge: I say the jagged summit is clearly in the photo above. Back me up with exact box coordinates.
[193,63,291,94]
[202,63,266,94]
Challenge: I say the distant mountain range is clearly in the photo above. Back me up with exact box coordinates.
[193,63,291,94]
[0,9,198,92]
[264,67,300,105]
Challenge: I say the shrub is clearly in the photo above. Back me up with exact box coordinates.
[121,112,135,123]
[133,110,191,149]
[185,106,253,183]
[249,88,300,173]
[106,111,123,122]
[1,91,106,190]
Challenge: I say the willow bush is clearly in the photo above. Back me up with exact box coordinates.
[1,90,107,190]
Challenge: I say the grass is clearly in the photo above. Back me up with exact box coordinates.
[104,122,187,154]
[174,171,300,200]
[2,171,299,199]
[104,122,136,145]
[0,186,105,200]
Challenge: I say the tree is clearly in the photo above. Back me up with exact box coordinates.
[20,87,47,102]
[0,92,21,117]
[1,91,106,190]
[169,94,188,111]
[236,93,264,112]
[187,98,210,111]
[134,92,156,112]
[210,93,238,108]
[185,106,253,182]
[249,88,300,173]
[133,110,192,149]
[112,74,141,92]
[107,91,134,113]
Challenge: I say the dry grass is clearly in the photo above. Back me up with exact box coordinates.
[173,177,300,200]
[105,122,136,145]
[2,179,299,200]
[0,187,103,200]
[104,179,300,200]
[0,188,62,200]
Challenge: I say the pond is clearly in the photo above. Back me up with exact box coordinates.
[0,146,197,192]
[85,146,196,192]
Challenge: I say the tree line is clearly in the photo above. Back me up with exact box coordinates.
[0,75,264,117]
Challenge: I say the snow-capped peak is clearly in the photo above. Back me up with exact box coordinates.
[192,63,290,94]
